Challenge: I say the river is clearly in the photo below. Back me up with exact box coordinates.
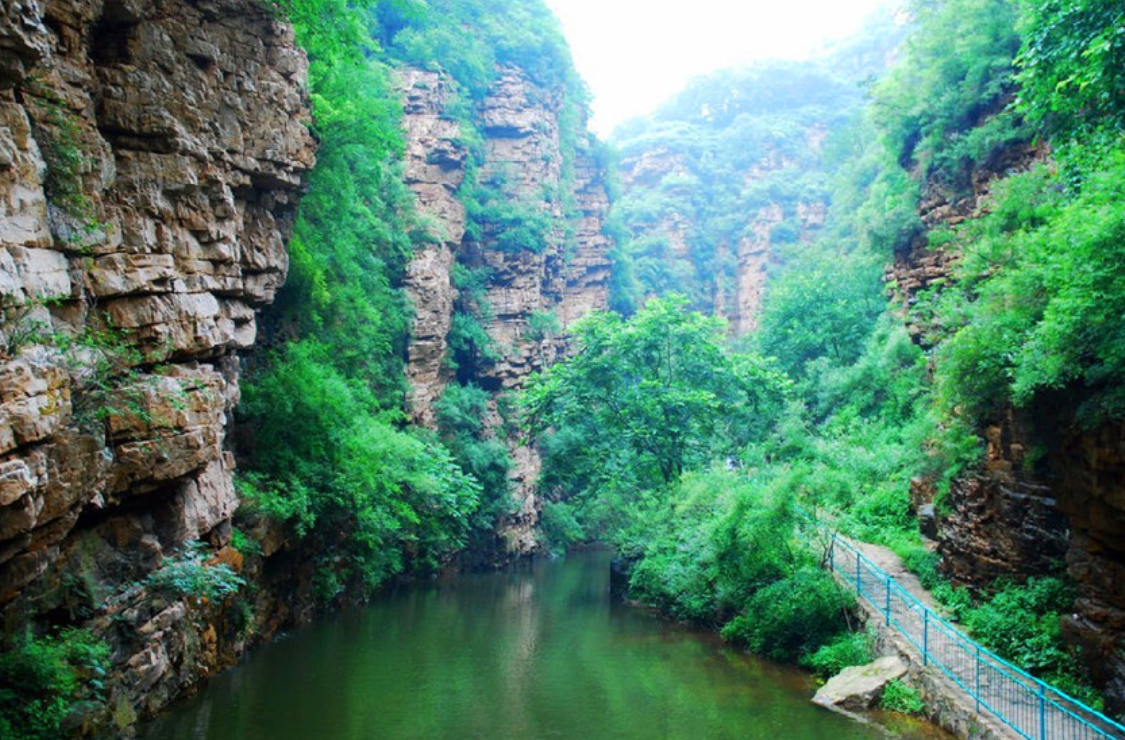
[141,549,948,740]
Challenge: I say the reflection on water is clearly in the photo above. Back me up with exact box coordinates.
[142,550,949,740]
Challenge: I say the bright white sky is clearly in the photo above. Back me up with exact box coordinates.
[543,0,892,137]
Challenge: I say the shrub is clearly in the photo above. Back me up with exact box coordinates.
[537,500,585,555]
[882,679,925,715]
[629,542,719,623]
[720,567,852,662]
[963,578,1073,669]
[800,630,874,677]
[0,628,109,740]
[230,527,263,557]
[144,542,245,600]
[931,581,974,621]
[898,545,941,591]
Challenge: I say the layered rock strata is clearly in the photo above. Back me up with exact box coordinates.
[398,66,612,555]
[889,141,1125,711]
[399,68,465,428]
[615,131,828,336]
[890,139,1044,344]
[0,0,313,730]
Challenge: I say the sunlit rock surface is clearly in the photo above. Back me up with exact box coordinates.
[398,65,612,558]
[0,0,313,729]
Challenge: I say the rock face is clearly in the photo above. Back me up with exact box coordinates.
[1049,416,1125,711]
[399,69,465,428]
[886,141,1068,592]
[0,0,313,730]
[890,138,1044,345]
[398,66,612,556]
[615,133,828,336]
[889,140,1125,711]
[937,413,1069,586]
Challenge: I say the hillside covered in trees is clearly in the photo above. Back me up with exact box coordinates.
[530,0,1125,717]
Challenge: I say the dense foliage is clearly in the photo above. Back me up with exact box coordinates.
[248,0,1123,711]
[524,300,856,662]
[1016,0,1125,140]
[241,0,590,597]
[527,0,1124,708]
[0,629,109,740]
[242,0,481,597]
[526,296,788,488]
[606,8,903,314]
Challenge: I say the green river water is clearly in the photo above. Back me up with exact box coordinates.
[141,549,948,740]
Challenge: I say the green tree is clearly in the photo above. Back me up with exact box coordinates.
[526,296,786,488]
[1016,0,1125,139]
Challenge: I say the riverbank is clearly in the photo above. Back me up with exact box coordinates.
[139,550,946,740]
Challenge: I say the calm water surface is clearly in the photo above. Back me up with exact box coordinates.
[142,550,946,740]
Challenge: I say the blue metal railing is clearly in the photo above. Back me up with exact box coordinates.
[825,534,1125,740]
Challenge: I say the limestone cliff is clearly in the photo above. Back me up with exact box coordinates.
[615,132,828,335]
[0,0,313,730]
[398,65,612,557]
[399,68,465,429]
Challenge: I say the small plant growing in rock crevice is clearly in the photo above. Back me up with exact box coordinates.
[144,542,245,601]
[0,299,55,358]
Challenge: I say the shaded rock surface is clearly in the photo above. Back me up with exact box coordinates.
[888,138,1125,711]
[0,0,313,731]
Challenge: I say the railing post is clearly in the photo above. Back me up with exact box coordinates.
[855,552,862,595]
[884,576,891,625]
[974,645,980,712]
[923,609,929,666]
[828,535,835,574]
[1039,683,1047,740]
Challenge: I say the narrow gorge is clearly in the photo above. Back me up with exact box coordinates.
[2,0,1125,738]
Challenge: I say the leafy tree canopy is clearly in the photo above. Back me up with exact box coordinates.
[525,295,789,491]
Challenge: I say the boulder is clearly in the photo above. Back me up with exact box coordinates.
[812,655,909,711]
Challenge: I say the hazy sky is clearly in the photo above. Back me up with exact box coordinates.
[543,0,892,137]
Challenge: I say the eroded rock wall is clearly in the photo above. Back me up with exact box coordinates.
[1048,414,1125,711]
[615,130,828,336]
[0,0,313,730]
[398,65,611,557]
[399,69,465,428]
[887,142,1067,588]
[890,139,1044,345]
[889,141,1125,711]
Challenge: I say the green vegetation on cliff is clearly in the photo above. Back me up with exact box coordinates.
[0,629,109,740]
[244,0,481,597]
[607,8,902,315]
[241,0,1123,712]
[527,0,1125,707]
[241,0,592,598]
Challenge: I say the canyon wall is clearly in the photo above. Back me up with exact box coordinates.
[0,0,313,730]
[615,135,828,336]
[889,142,1125,712]
[399,66,612,558]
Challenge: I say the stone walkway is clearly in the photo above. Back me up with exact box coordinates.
[829,535,1039,740]
[832,534,1125,740]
